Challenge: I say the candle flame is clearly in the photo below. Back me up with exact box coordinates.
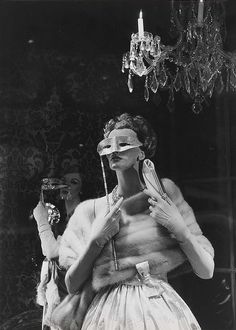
[139,10,143,19]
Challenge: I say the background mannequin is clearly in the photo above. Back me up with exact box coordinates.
[33,165,83,329]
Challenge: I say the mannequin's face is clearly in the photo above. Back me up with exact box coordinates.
[106,129,144,171]
[61,172,82,200]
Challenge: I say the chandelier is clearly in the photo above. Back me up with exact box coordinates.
[122,1,236,114]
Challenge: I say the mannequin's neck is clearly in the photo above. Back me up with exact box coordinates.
[116,166,144,198]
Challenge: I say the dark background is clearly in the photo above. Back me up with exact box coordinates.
[0,0,236,329]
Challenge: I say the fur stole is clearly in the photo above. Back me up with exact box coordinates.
[59,179,214,292]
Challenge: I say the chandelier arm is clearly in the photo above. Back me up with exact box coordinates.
[130,66,149,76]
[143,52,170,67]
[143,56,155,66]
[146,66,155,75]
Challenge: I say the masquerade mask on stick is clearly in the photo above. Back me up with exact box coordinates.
[97,133,143,271]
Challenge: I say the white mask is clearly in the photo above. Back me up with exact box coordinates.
[97,135,143,156]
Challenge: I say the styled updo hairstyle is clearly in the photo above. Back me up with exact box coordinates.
[103,113,157,159]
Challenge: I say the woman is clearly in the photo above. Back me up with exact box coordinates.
[58,113,214,330]
[33,166,83,329]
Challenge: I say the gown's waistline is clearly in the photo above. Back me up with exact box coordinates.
[119,274,168,298]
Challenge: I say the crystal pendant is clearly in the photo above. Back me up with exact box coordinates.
[121,57,125,73]
[144,86,149,102]
[150,72,159,93]
[201,77,208,93]
[136,57,146,76]
[159,67,168,87]
[127,74,134,93]
[192,101,203,114]
[207,77,215,98]
[183,68,191,94]
[125,59,130,69]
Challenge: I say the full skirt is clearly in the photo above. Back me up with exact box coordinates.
[81,281,201,330]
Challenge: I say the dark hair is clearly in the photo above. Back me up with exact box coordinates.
[60,164,82,177]
[103,113,157,158]
[59,164,83,185]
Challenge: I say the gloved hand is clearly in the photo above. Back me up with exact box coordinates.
[33,201,49,228]
[144,189,190,242]
[90,197,123,247]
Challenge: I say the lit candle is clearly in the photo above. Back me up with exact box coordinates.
[138,10,144,38]
[197,0,204,26]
